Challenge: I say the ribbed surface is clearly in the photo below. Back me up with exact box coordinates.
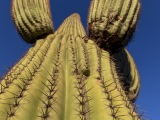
[0,14,141,120]
[111,49,140,101]
[11,0,54,43]
[88,0,141,52]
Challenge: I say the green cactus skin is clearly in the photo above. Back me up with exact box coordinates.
[11,0,54,43]
[0,14,141,120]
[88,0,141,52]
[111,49,140,102]
[0,0,142,119]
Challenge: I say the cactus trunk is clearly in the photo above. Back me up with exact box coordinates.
[0,14,140,120]
[0,0,142,119]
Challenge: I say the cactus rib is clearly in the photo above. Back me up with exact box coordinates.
[0,14,141,120]
[88,0,141,52]
[111,49,140,101]
[11,0,54,43]
[0,0,143,119]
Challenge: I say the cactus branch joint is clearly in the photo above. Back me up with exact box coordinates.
[0,0,142,120]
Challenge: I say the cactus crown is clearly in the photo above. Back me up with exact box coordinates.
[0,0,142,120]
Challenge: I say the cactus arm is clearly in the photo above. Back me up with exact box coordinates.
[124,49,140,101]
[0,0,143,119]
[11,0,54,43]
[88,0,141,51]
[121,2,141,46]
[0,14,141,120]
[111,49,140,101]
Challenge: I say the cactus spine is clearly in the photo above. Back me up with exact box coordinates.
[11,0,54,43]
[88,0,141,52]
[0,0,141,120]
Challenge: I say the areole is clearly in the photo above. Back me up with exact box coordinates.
[0,0,142,120]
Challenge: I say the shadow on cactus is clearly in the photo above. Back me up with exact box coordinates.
[0,0,142,120]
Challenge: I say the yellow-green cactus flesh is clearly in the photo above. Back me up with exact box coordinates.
[0,14,141,120]
[11,0,54,43]
[88,0,141,52]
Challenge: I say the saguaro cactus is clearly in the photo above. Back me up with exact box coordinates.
[88,0,141,52]
[11,0,54,43]
[0,0,141,120]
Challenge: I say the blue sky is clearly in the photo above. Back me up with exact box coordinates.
[0,0,159,119]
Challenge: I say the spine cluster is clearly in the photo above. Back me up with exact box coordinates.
[0,0,142,119]
[0,14,141,120]
[11,0,54,43]
[88,0,141,52]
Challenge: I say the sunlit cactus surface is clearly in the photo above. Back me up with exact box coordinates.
[0,0,142,120]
